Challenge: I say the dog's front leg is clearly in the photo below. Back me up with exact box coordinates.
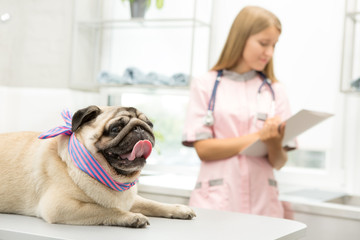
[39,198,149,228]
[130,195,196,219]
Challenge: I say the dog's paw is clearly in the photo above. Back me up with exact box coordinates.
[125,213,150,228]
[168,204,196,220]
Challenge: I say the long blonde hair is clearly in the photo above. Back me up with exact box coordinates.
[212,6,281,83]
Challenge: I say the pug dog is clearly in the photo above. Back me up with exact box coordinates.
[0,105,195,228]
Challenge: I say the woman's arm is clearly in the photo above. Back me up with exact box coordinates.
[193,132,259,162]
[193,116,288,168]
[266,138,288,170]
[259,117,288,170]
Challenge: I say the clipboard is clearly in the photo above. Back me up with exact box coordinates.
[240,109,334,157]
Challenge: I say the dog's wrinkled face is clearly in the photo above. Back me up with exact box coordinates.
[72,105,155,177]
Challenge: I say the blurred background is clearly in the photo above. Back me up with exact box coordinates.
[0,0,360,238]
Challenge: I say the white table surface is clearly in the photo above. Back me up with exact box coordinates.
[0,208,306,240]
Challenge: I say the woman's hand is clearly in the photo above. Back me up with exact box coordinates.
[259,116,284,145]
[259,116,288,170]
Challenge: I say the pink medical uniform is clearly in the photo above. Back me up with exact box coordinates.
[182,70,294,218]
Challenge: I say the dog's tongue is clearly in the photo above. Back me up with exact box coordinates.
[121,140,152,161]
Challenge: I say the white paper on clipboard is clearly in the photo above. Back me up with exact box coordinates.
[240,109,334,157]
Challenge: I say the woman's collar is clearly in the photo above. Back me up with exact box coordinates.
[222,69,257,82]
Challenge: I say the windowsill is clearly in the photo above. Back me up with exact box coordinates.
[138,173,360,221]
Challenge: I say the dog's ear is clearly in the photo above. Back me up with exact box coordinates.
[72,105,101,132]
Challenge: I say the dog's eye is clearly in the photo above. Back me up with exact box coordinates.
[147,121,153,128]
[110,126,121,134]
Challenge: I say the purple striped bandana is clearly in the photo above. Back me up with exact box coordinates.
[38,109,137,192]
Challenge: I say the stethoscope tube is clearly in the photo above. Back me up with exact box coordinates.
[203,69,275,127]
[257,71,275,101]
[203,70,223,126]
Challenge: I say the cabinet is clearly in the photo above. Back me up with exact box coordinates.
[70,0,212,91]
[70,0,210,167]
[340,0,360,93]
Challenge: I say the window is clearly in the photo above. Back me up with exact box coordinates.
[340,0,360,92]
[287,149,326,169]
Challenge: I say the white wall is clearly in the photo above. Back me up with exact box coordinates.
[0,0,100,132]
[0,87,100,133]
[0,0,73,88]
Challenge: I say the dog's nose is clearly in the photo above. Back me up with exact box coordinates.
[133,126,144,133]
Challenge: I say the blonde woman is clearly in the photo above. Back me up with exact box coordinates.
[182,6,295,218]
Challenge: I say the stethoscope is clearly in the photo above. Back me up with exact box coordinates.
[203,69,276,127]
